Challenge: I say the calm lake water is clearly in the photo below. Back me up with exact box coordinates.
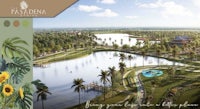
[95,33,141,46]
[95,33,160,47]
[33,51,180,109]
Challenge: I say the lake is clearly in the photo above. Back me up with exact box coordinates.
[95,33,159,47]
[33,51,180,109]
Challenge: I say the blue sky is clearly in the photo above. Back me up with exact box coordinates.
[33,0,200,28]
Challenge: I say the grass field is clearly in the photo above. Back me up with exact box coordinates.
[140,67,200,109]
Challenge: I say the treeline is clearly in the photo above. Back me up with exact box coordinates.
[33,29,200,58]
[93,29,200,39]
[33,31,97,57]
[123,30,200,39]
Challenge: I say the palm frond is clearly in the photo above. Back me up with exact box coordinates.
[71,78,85,93]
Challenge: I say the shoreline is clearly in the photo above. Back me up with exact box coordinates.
[34,48,191,67]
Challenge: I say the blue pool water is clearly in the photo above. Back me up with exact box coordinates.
[142,70,163,77]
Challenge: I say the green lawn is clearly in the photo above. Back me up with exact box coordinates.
[175,88,200,104]
[59,66,200,109]
[141,68,200,109]
[68,69,138,109]
[34,49,92,64]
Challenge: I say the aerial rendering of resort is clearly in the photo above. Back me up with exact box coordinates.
[32,0,200,109]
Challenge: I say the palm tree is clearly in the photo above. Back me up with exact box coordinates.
[129,38,131,45]
[108,66,116,96]
[120,39,123,46]
[71,78,85,105]
[36,86,51,109]
[98,70,110,101]
[172,49,177,59]
[136,40,141,48]
[172,48,178,66]
[143,39,150,49]
[167,67,176,79]
[156,49,161,66]
[189,51,196,60]
[32,80,51,109]
[1,37,31,60]
[141,50,146,67]
[119,53,126,62]
[108,66,116,87]
[119,62,126,84]
[109,37,111,45]
[128,55,133,67]
[172,45,180,58]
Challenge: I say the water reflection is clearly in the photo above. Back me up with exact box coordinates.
[33,51,181,109]
[95,34,141,47]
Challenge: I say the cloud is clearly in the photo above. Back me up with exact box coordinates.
[90,9,118,17]
[161,1,193,17]
[98,0,116,4]
[137,0,193,17]
[138,0,162,8]
[125,16,138,19]
[78,5,102,12]
[192,0,200,7]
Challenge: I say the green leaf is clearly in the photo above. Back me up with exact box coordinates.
[0,58,7,72]
[7,57,30,84]
[1,37,31,60]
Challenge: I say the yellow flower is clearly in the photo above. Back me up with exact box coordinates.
[18,87,24,99]
[0,71,10,84]
[2,84,14,96]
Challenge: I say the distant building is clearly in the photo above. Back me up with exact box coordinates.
[137,38,146,41]
[170,36,192,46]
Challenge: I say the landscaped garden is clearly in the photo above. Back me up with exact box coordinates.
[140,66,200,109]
[33,30,200,109]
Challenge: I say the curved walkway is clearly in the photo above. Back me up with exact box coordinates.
[118,70,133,103]
[134,69,147,106]
[119,68,148,105]
[120,65,197,109]
[119,68,148,108]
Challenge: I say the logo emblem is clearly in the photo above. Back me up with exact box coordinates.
[20,1,28,10]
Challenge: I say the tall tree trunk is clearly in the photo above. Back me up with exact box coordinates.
[79,92,80,105]
[104,83,105,101]
[111,77,113,97]
[121,73,124,85]
[42,100,44,109]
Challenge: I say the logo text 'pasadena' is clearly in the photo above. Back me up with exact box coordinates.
[11,1,46,17]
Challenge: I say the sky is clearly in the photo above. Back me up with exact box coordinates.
[33,0,200,28]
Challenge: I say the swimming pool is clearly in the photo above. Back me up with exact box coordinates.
[142,70,163,77]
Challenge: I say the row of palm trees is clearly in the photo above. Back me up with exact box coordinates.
[34,53,131,109]
[71,55,128,105]
[119,53,134,67]
[112,35,199,67]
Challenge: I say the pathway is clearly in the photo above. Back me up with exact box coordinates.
[134,69,147,106]
[121,65,199,109]
[119,68,149,108]
[118,70,132,103]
